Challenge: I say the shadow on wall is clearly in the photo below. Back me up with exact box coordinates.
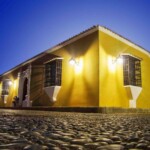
[65,32,98,58]
[56,75,75,106]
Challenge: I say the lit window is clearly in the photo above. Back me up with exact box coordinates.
[44,59,62,87]
[123,55,142,87]
[1,79,12,95]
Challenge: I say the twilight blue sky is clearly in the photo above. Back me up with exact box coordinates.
[0,0,150,74]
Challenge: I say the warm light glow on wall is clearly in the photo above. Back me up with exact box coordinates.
[108,56,116,73]
[69,57,76,66]
[8,80,13,86]
[75,58,83,74]
[108,55,123,73]
[69,57,84,74]
[117,56,123,64]
[13,80,17,90]
[112,55,123,64]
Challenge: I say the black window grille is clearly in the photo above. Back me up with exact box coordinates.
[44,59,62,87]
[123,55,142,87]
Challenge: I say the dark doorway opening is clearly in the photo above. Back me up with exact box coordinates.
[22,78,28,101]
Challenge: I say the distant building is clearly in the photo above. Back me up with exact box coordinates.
[0,26,150,109]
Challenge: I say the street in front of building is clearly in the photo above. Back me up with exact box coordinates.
[0,110,149,150]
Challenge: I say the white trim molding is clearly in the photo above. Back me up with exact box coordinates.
[98,26,150,57]
[18,65,31,107]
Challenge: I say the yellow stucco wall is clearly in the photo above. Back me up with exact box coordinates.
[49,31,99,107]
[0,31,99,107]
[1,28,150,109]
[0,74,19,107]
[28,31,99,107]
[99,30,150,108]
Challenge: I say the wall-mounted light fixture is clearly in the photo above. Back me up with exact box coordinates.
[112,54,123,64]
[8,80,13,86]
[69,57,78,66]
[69,57,83,74]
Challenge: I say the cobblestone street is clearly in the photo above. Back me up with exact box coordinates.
[0,110,149,150]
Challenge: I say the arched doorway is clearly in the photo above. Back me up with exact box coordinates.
[22,78,28,101]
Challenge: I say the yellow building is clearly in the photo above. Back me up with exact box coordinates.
[0,26,150,109]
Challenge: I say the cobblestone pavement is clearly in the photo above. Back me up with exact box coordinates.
[0,110,150,150]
